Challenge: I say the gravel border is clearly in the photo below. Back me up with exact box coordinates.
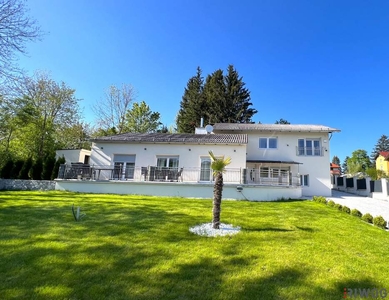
[189,222,241,237]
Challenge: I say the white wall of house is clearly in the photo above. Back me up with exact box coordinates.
[90,142,246,169]
[214,131,332,196]
[55,180,302,201]
[56,149,91,164]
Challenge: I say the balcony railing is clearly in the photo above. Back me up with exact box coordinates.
[57,164,301,186]
[296,147,324,156]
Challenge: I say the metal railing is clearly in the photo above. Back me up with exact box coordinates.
[57,164,300,186]
[296,147,324,156]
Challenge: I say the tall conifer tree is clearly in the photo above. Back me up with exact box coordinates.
[370,135,389,163]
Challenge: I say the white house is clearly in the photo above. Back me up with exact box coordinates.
[55,123,340,200]
[56,149,91,164]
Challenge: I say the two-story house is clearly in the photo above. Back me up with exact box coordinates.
[56,123,340,200]
[375,151,389,175]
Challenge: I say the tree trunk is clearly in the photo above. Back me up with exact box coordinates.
[212,172,223,229]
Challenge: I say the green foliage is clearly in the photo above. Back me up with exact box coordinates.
[365,167,387,180]
[327,200,335,207]
[351,209,362,218]
[370,134,389,164]
[332,155,341,166]
[176,65,257,133]
[51,156,65,180]
[275,118,290,124]
[19,157,33,179]
[373,216,387,229]
[124,101,162,133]
[342,156,349,174]
[42,154,56,180]
[30,157,43,180]
[341,206,351,214]
[347,149,371,174]
[208,151,231,174]
[0,157,14,179]
[312,196,327,204]
[362,213,373,224]
[10,159,24,179]
[334,204,343,211]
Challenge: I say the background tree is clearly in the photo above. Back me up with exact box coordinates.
[342,156,349,174]
[332,155,341,166]
[0,0,41,84]
[347,149,371,174]
[92,84,136,135]
[176,65,257,133]
[176,67,205,133]
[19,157,32,179]
[275,118,290,124]
[370,134,389,164]
[209,151,231,229]
[123,101,162,133]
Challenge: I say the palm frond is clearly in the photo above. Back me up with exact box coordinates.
[208,151,231,174]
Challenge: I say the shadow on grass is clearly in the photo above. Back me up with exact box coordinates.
[243,227,295,232]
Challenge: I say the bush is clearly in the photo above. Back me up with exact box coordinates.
[313,196,327,204]
[51,156,66,180]
[373,216,387,229]
[10,159,24,179]
[42,154,56,180]
[334,204,343,211]
[351,209,362,218]
[0,157,14,179]
[31,157,43,180]
[362,213,373,224]
[19,157,33,179]
[342,206,351,214]
[327,200,335,207]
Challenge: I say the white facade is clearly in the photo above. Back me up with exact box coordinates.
[56,149,91,164]
[57,124,339,199]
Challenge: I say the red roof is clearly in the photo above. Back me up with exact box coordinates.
[379,151,389,159]
[330,163,340,168]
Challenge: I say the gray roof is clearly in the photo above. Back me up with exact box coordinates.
[91,133,248,144]
[213,123,340,133]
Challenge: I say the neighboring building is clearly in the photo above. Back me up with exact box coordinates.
[56,149,91,164]
[375,151,389,175]
[56,123,340,199]
[330,162,341,185]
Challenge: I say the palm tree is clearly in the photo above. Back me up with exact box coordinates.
[209,151,231,229]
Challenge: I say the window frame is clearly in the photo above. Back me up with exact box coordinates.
[259,137,278,149]
[300,174,309,186]
[297,138,321,156]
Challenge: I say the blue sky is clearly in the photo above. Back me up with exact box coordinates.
[16,0,389,164]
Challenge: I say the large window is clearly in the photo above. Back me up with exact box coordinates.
[113,155,135,179]
[157,157,179,169]
[200,157,211,181]
[259,137,277,149]
[297,139,321,156]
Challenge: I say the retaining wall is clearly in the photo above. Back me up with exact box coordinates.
[0,179,56,191]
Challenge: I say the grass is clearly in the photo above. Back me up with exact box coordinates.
[0,191,388,300]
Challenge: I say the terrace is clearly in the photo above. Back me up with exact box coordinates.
[57,163,301,187]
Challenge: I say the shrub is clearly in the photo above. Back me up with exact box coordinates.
[10,159,24,179]
[351,209,362,218]
[373,216,387,229]
[327,200,335,207]
[0,157,14,179]
[31,158,43,180]
[42,154,56,180]
[313,196,327,204]
[334,204,343,211]
[51,156,66,180]
[19,157,33,179]
[362,213,373,224]
[342,206,351,214]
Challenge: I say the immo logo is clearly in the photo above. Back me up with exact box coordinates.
[344,288,387,298]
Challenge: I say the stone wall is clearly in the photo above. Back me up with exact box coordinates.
[0,179,56,191]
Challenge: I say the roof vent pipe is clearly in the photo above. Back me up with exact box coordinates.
[200,117,204,128]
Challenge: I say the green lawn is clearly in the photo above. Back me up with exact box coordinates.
[0,191,388,300]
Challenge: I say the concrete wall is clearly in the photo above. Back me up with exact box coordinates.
[0,179,56,191]
[56,180,302,201]
[90,142,246,170]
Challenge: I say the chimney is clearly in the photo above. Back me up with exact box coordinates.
[200,117,204,128]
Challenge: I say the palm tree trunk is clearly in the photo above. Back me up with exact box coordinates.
[212,172,223,229]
